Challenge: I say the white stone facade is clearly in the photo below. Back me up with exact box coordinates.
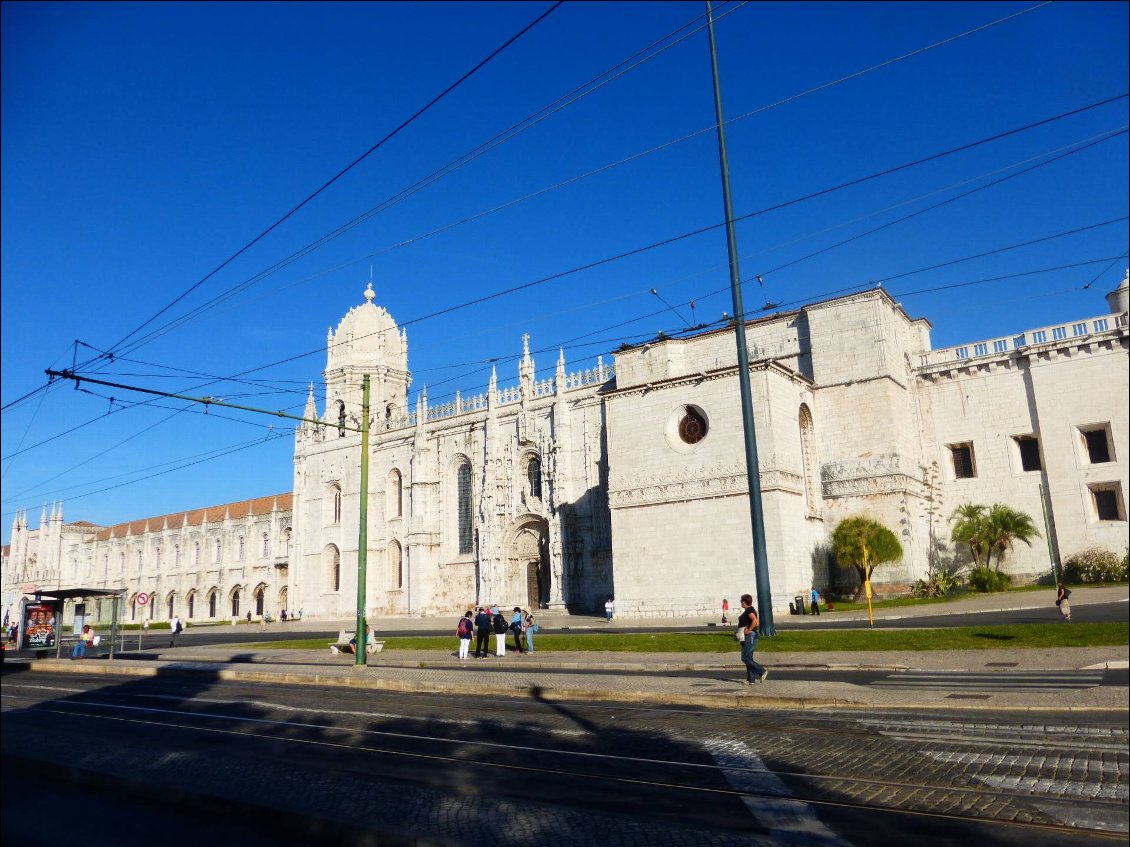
[5,275,1127,620]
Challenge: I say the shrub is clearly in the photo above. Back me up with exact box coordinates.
[911,569,960,598]
[968,566,1012,593]
[1062,548,1129,584]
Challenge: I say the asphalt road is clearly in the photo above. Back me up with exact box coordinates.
[3,668,1126,847]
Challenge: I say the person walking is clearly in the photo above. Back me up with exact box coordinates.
[1056,581,1073,621]
[721,598,730,624]
[473,607,491,659]
[737,593,768,684]
[523,610,538,654]
[492,608,508,656]
[509,607,527,653]
[809,587,821,616]
[169,615,183,647]
[604,596,614,622]
[457,611,474,661]
[71,624,95,660]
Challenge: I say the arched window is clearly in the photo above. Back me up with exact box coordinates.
[324,544,341,592]
[238,535,245,560]
[254,585,265,616]
[526,456,542,500]
[231,588,241,618]
[262,532,269,557]
[208,590,217,618]
[388,469,403,518]
[215,537,222,562]
[799,404,820,516]
[283,527,292,554]
[389,540,403,589]
[186,590,196,619]
[456,462,473,555]
[166,593,175,619]
[327,483,343,525]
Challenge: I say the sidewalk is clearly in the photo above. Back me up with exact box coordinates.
[25,641,1128,713]
[15,585,1128,713]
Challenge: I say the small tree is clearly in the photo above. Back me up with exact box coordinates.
[949,503,989,567]
[832,517,904,601]
[984,504,1039,571]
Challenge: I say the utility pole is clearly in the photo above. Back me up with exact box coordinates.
[705,1,775,634]
[355,375,370,667]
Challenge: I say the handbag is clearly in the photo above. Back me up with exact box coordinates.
[735,627,746,643]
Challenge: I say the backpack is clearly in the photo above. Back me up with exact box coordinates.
[1063,588,1071,599]
[492,614,508,635]
[457,617,472,638]
[176,621,183,633]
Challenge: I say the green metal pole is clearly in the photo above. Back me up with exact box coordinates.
[355,375,370,667]
[705,0,775,634]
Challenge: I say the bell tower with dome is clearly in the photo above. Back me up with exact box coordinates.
[323,281,411,429]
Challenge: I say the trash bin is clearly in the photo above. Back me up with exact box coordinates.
[794,595,806,615]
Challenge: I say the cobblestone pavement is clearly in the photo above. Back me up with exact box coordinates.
[2,669,1126,846]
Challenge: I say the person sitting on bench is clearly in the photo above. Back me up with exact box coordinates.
[333,625,371,655]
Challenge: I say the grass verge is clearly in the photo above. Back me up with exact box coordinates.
[246,621,1128,654]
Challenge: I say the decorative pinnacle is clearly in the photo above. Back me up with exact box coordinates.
[364,281,375,304]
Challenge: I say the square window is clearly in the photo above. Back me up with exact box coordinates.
[1080,425,1114,464]
[993,339,1008,353]
[1014,436,1042,472]
[1094,318,1109,332]
[1089,483,1126,522]
[1072,322,1088,336]
[949,443,976,479]
[1052,326,1067,340]
[973,342,988,356]
[1032,330,1047,343]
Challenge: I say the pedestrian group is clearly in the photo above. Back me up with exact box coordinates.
[463,605,538,660]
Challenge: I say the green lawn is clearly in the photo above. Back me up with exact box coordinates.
[246,621,1127,653]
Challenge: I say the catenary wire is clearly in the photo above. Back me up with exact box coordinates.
[111,1,1050,356]
[94,1,564,365]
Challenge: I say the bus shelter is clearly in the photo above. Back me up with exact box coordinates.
[16,588,125,660]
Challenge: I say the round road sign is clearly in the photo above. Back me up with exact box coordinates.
[136,592,150,606]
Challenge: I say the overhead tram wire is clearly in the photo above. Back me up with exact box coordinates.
[0,430,293,520]
[90,92,1128,404]
[108,2,754,360]
[84,1,564,370]
[111,1,1051,357]
[69,123,1125,434]
[1,431,296,512]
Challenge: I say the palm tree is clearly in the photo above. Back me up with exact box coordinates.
[949,503,989,567]
[831,517,904,601]
[984,504,1039,571]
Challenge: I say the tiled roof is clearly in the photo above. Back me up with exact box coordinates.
[66,521,101,528]
[94,493,292,541]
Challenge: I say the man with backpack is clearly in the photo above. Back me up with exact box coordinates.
[473,607,491,659]
[456,611,474,661]
[169,615,183,648]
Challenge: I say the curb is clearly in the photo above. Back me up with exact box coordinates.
[26,659,857,711]
[24,658,1128,713]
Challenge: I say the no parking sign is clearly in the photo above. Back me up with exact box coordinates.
[136,592,150,606]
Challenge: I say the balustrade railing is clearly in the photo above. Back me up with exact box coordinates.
[918,314,1122,368]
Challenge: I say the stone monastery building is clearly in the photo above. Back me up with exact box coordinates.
[4,274,1128,623]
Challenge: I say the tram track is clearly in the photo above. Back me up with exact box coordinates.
[3,687,1126,839]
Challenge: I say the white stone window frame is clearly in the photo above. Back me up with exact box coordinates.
[1076,422,1115,466]
[947,441,977,480]
[451,456,475,559]
[388,468,404,520]
[1086,481,1126,523]
[388,539,404,590]
[1011,433,1043,475]
[664,402,710,455]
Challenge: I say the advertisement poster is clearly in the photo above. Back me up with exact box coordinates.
[23,603,57,649]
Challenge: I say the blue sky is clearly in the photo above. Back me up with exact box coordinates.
[2,1,1127,541]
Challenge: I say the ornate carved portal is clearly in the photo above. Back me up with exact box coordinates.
[509,520,549,609]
